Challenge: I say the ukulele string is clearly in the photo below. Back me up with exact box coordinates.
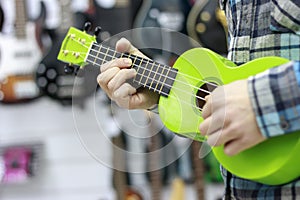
[95,51,212,95]
[68,48,208,102]
[89,41,219,89]
[66,50,205,111]
[71,37,217,92]
[85,45,212,96]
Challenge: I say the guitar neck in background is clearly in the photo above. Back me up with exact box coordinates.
[57,0,73,34]
[14,0,27,38]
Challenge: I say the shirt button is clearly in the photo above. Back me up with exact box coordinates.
[280,116,290,130]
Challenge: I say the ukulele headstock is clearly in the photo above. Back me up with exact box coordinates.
[57,22,101,75]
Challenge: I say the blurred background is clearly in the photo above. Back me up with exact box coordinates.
[0,0,228,199]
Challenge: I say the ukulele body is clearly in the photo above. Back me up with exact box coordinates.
[159,48,300,185]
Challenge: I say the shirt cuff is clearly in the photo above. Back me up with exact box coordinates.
[248,61,300,138]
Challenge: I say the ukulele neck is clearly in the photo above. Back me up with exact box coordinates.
[86,42,178,97]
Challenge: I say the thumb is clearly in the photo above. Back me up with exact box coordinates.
[116,38,146,57]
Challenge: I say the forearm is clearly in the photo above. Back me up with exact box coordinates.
[248,61,300,138]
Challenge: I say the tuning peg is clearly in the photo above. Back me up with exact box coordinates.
[64,64,74,74]
[94,26,102,37]
[83,22,92,32]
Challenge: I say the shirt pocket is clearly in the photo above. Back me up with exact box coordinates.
[270,0,300,35]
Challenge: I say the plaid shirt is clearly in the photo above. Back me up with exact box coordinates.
[219,0,300,199]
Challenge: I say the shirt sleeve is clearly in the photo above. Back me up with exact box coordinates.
[248,61,300,138]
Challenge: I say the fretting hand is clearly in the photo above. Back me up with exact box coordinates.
[97,38,159,109]
[199,79,266,156]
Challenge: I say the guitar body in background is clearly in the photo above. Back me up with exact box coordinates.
[133,0,192,60]
[0,0,45,103]
[187,0,227,55]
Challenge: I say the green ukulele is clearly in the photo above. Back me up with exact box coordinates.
[57,27,300,185]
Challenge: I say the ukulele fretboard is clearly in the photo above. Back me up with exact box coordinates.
[87,43,178,97]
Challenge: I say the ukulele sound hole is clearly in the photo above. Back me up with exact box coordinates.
[196,82,217,110]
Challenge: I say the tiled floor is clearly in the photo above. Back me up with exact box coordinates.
[0,95,224,200]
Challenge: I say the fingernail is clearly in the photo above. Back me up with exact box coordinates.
[114,91,119,97]
[123,58,132,65]
[130,68,137,74]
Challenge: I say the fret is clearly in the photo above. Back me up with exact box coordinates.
[101,46,110,65]
[87,43,100,65]
[108,48,118,61]
[97,45,107,63]
[149,62,161,92]
[162,68,178,95]
[158,66,170,94]
[138,59,150,84]
[144,61,155,88]
[114,51,122,60]
[122,52,131,59]
[93,44,101,65]
[133,57,144,84]
[129,54,138,64]
[153,63,165,92]
[155,64,166,93]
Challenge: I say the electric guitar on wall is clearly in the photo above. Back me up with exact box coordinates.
[111,133,144,200]
[0,0,45,103]
[35,0,98,106]
[57,27,300,186]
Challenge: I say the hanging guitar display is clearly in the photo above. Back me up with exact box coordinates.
[147,113,163,200]
[57,26,300,186]
[93,0,137,49]
[111,132,144,200]
[133,0,192,59]
[191,141,205,200]
[186,0,228,55]
[0,0,45,103]
[35,0,98,106]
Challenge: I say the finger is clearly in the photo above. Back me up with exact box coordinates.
[112,83,137,108]
[97,67,120,98]
[201,95,212,119]
[199,116,222,136]
[206,129,237,147]
[199,109,227,135]
[101,58,132,73]
[223,139,245,156]
[116,38,146,57]
[206,129,223,146]
[97,67,120,94]
[199,115,212,135]
[107,68,137,91]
